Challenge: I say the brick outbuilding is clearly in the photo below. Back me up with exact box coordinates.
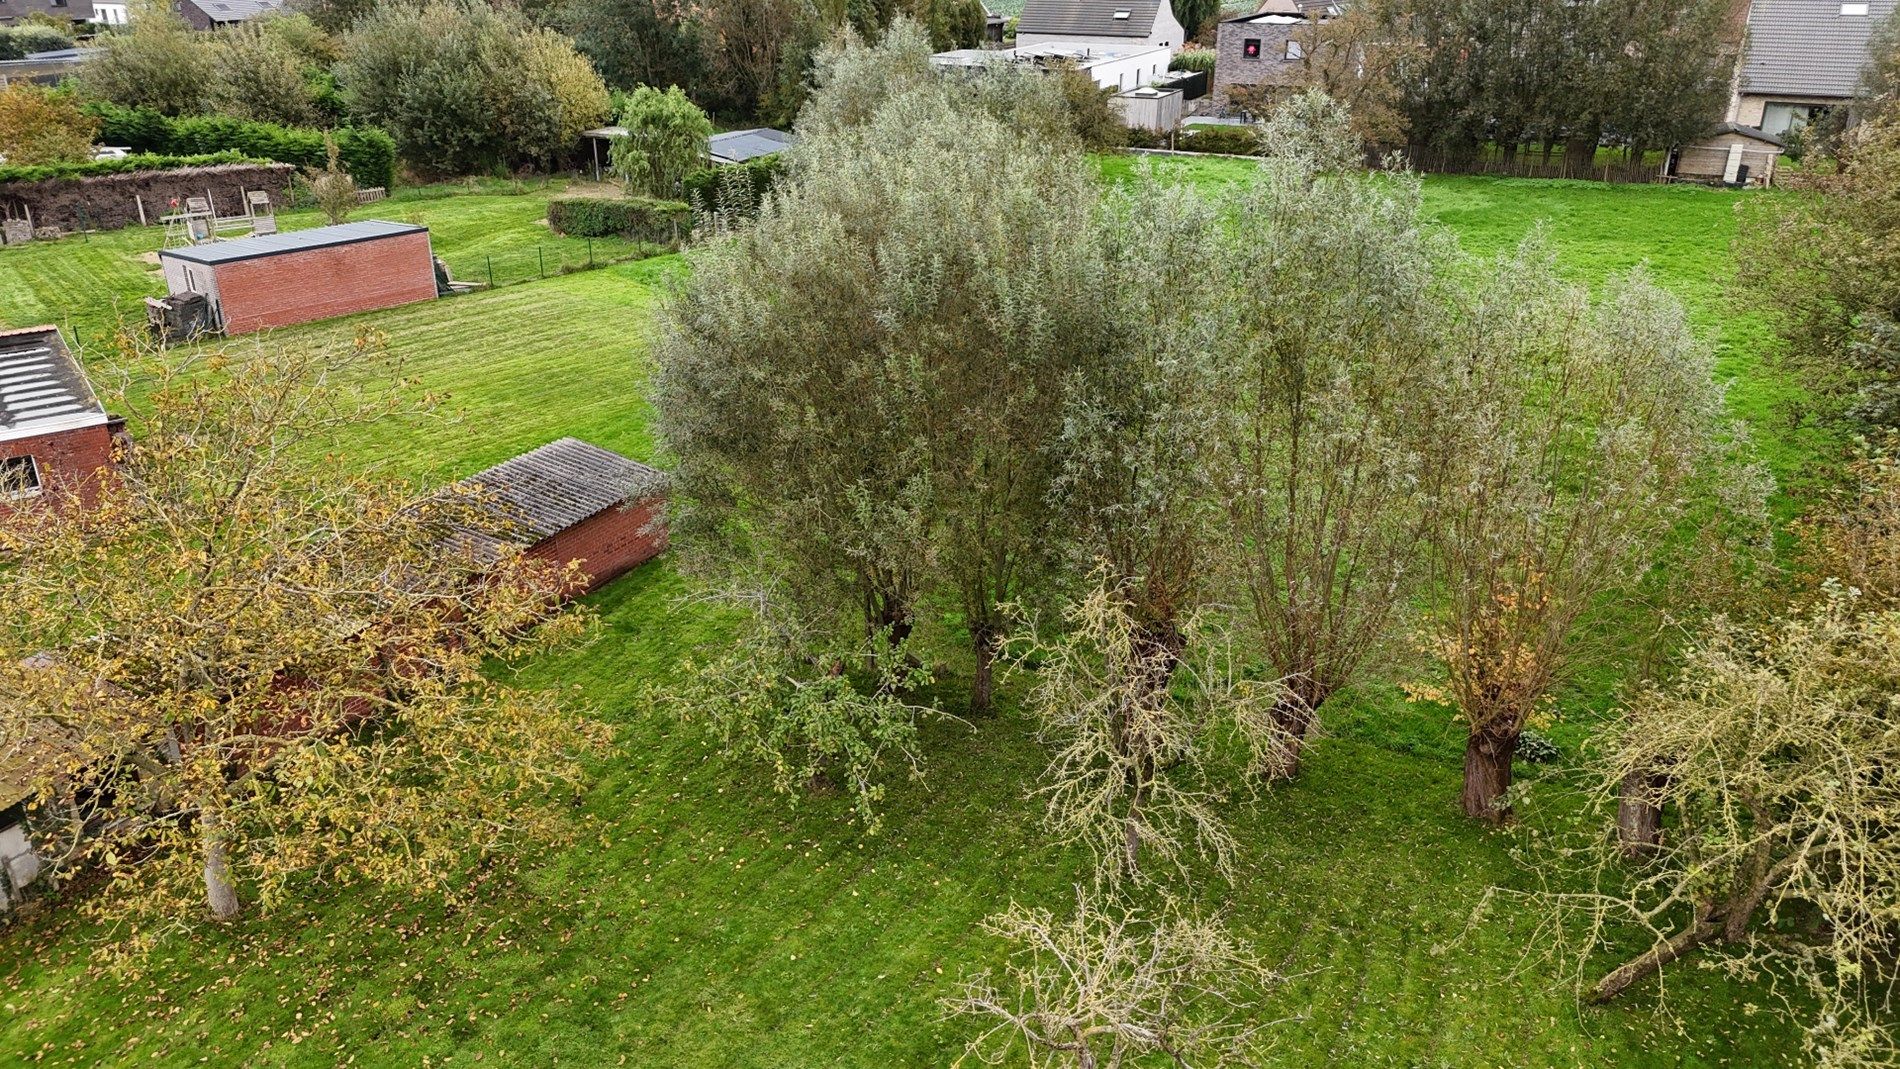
[0,326,117,518]
[456,438,667,596]
[157,220,439,336]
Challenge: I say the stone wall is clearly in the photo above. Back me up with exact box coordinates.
[0,162,296,236]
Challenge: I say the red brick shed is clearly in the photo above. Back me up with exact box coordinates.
[0,326,116,518]
[157,220,438,336]
[456,438,668,596]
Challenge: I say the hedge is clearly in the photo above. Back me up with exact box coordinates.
[0,25,72,61]
[1179,124,1264,156]
[681,154,787,217]
[0,151,265,185]
[547,196,692,244]
[83,104,398,190]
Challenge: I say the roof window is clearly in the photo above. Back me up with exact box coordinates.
[1113,8,1131,17]
[1843,2,1869,13]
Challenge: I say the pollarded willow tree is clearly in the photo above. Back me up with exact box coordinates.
[1538,591,1900,1069]
[1220,92,1453,779]
[1423,250,1728,822]
[652,30,1106,807]
[0,336,608,939]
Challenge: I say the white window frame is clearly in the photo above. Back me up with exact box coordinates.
[1285,39,1305,60]
[1,456,42,500]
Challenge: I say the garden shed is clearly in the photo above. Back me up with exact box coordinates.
[1670,124,1785,187]
[455,438,668,596]
[0,325,117,518]
[156,220,438,336]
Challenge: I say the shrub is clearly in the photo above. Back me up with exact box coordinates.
[547,195,692,243]
[609,85,711,199]
[81,103,397,190]
[0,84,99,166]
[0,151,261,185]
[1516,728,1559,765]
[1170,48,1216,75]
[1179,123,1263,156]
[681,153,785,215]
[0,24,73,61]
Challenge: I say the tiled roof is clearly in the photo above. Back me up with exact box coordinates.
[1740,0,1897,99]
[187,0,286,21]
[0,327,107,444]
[1018,0,1166,38]
[159,221,427,266]
[454,438,663,553]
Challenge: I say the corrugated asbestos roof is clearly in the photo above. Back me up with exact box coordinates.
[709,128,796,164]
[455,438,663,553]
[0,327,107,442]
[1740,0,1897,98]
[159,220,427,266]
[1017,0,1165,38]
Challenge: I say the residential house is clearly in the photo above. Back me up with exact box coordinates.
[1014,0,1185,52]
[1728,0,1898,136]
[1213,0,1334,104]
[0,326,118,518]
[933,40,1175,92]
[0,0,93,26]
[174,0,284,29]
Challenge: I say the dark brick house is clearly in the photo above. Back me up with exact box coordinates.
[457,438,668,597]
[0,326,117,518]
[1213,1,1334,103]
[157,221,439,336]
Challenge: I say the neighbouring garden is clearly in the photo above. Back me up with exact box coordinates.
[0,157,1835,1067]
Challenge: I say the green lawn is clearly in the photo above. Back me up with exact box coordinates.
[0,169,1822,1067]
[0,179,652,351]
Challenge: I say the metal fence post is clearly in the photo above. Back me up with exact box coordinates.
[538,246,546,278]
[587,237,593,268]
[486,256,494,288]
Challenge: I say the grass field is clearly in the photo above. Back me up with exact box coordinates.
[0,179,653,349]
[0,168,1823,1067]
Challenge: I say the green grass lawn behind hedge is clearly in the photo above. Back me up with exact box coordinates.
[0,168,1823,1068]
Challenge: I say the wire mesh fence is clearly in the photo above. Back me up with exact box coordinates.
[440,239,662,291]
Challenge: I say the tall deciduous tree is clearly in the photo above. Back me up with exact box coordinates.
[559,0,707,96]
[609,84,712,198]
[1423,251,1726,822]
[1221,92,1451,779]
[77,6,214,117]
[0,84,99,166]
[0,336,607,936]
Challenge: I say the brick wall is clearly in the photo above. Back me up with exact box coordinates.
[527,498,669,596]
[1213,21,1303,102]
[210,232,438,335]
[0,423,114,520]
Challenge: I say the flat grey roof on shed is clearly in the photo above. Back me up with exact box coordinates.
[158,220,428,267]
[453,438,664,555]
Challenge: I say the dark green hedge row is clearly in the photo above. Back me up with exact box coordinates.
[0,151,265,185]
[1178,124,1264,156]
[547,196,692,243]
[83,103,397,190]
[681,154,787,217]
[0,25,71,61]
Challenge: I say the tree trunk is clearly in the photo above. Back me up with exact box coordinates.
[970,625,1000,716]
[1616,768,1666,859]
[1460,724,1519,822]
[1258,695,1316,782]
[1564,125,1601,178]
[201,810,241,921]
[1589,907,1718,1003]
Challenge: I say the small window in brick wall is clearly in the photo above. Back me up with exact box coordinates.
[1,456,42,499]
[1243,38,1261,58]
[1285,39,1305,60]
